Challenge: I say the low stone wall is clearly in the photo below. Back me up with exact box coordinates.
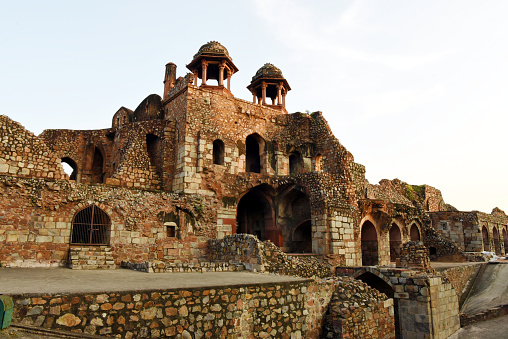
[424,227,468,262]
[322,277,395,338]
[11,279,335,338]
[398,241,431,271]
[209,234,332,278]
[440,264,478,299]
[460,304,508,327]
[336,266,461,339]
[127,260,244,273]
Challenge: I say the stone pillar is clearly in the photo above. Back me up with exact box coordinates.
[218,61,225,86]
[282,91,286,108]
[227,70,232,91]
[201,60,208,86]
[261,81,267,105]
[277,83,282,105]
[193,70,198,86]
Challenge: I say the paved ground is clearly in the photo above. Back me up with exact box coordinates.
[449,314,508,339]
[0,268,308,295]
[462,262,508,314]
[0,326,97,339]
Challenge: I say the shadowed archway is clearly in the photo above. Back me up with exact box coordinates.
[361,221,378,266]
[410,224,420,241]
[482,226,491,251]
[389,224,402,263]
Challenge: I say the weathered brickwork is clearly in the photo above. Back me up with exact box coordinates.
[11,279,335,338]
[209,234,332,278]
[334,266,461,338]
[2,41,496,273]
[2,40,497,338]
[69,246,115,270]
[398,241,431,271]
[322,277,395,338]
[0,175,216,268]
[440,264,478,300]
[429,210,508,256]
[0,115,67,180]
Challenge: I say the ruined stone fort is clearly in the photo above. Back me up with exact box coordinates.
[1,41,507,338]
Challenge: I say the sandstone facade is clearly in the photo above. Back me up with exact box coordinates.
[4,41,501,338]
[2,41,505,270]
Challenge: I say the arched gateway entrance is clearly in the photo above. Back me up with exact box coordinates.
[236,184,277,244]
[236,184,312,252]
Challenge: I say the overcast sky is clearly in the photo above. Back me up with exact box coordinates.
[1,1,507,213]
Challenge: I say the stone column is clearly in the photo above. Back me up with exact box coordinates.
[252,91,256,104]
[261,81,267,105]
[193,70,198,86]
[201,60,208,86]
[282,90,286,108]
[277,83,282,105]
[227,70,232,90]
[218,60,225,86]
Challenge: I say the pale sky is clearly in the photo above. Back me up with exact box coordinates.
[1,1,507,213]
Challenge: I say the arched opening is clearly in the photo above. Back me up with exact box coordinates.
[61,157,78,180]
[146,134,163,177]
[236,185,278,245]
[292,220,312,253]
[482,226,491,251]
[213,139,225,165]
[277,186,312,253]
[493,227,501,254]
[71,205,111,245]
[361,221,378,266]
[389,224,402,263]
[90,147,104,184]
[245,134,262,173]
[356,272,400,338]
[410,224,420,241]
[503,228,508,255]
[429,246,437,257]
[289,152,303,175]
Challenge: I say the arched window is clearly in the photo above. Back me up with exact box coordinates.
[482,226,490,251]
[213,139,225,165]
[71,205,111,245]
[389,224,402,263]
[410,224,420,241]
[61,157,78,180]
[146,134,163,177]
[245,134,263,173]
[493,227,501,254]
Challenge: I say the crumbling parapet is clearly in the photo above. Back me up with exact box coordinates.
[398,241,432,271]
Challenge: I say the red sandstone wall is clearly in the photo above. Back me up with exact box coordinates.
[0,176,217,268]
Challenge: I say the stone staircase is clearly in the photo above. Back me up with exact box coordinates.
[69,246,116,269]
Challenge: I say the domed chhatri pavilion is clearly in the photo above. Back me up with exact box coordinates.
[1,40,507,270]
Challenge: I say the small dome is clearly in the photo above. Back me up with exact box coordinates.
[252,63,284,82]
[193,41,230,60]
